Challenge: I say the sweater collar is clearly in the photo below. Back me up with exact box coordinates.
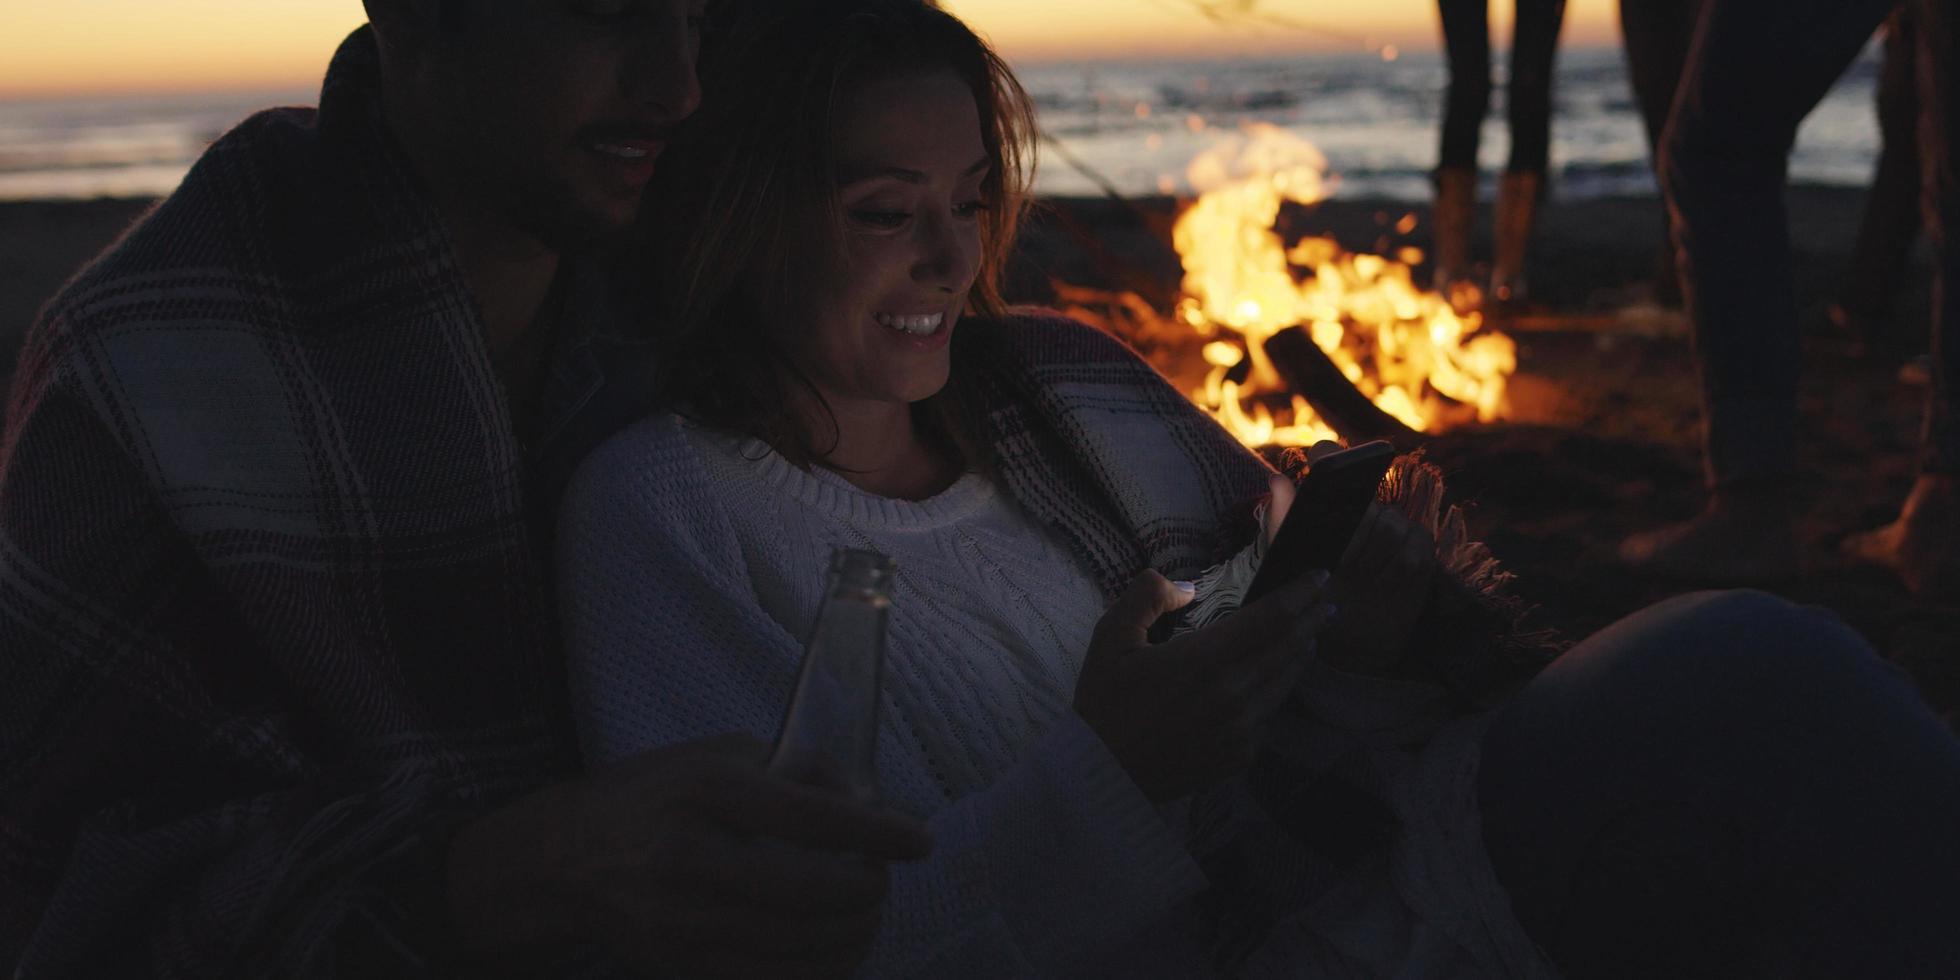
[688,422,998,530]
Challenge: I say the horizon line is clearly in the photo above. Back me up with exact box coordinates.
[0,40,1632,103]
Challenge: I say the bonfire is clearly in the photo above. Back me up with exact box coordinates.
[1056,123,1517,450]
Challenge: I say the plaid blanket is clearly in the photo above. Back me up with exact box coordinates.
[958,314,1271,588]
[0,28,617,978]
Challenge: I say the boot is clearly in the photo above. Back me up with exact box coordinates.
[1431,168,1477,301]
[1490,171,1543,307]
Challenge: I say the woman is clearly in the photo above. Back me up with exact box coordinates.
[559,1,1960,977]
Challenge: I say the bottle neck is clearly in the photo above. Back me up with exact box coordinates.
[826,548,895,599]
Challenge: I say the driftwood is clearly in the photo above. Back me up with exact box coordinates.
[1264,325,1425,449]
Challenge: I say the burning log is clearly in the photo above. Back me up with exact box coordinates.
[1264,325,1424,448]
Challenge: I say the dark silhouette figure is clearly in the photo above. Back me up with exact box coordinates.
[1618,0,1960,598]
[1431,0,1569,306]
[1624,5,1926,342]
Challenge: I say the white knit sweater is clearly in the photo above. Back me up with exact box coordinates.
[561,415,1218,977]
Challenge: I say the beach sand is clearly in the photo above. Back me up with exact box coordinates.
[4,188,1952,709]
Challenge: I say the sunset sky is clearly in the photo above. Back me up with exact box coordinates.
[0,0,1623,98]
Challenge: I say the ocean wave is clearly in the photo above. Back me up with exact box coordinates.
[0,51,1883,203]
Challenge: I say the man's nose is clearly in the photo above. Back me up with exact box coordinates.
[624,16,703,122]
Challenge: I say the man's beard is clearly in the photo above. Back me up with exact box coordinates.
[506,172,638,255]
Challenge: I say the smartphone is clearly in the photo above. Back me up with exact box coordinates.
[1240,440,1397,607]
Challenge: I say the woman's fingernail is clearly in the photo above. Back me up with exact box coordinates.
[1172,580,1197,594]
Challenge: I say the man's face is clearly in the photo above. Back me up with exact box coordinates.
[414,0,704,246]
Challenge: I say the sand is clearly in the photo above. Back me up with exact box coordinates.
[4,187,1953,711]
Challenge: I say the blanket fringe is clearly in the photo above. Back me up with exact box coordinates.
[1279,446,1570,704]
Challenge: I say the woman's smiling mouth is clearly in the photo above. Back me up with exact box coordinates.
[874,311,945,335]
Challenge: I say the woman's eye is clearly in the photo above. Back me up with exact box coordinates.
[953,200,991,220]
[851,210,911,230]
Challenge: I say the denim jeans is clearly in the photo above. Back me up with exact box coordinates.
[1479,590,1960,979]
[1436,0,1570,175]
[1658,0,1960,484]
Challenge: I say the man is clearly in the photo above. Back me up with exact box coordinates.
[1619,0,1960,595]
[0,1,928,976]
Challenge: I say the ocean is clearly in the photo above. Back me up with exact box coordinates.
[0,46,1883,204]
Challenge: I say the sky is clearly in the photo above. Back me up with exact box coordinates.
[0,0,1623,98]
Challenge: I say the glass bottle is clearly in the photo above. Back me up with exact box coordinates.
[767,548,894,802]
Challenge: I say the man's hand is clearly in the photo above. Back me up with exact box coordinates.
[445,734,931,979]
[1074,568,1337,803]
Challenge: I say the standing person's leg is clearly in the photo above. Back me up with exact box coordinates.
[1437,0,1493,175]
[1501,0,1566,176]
[1617,0,1704,301]
[1490,0,1568,305]
[1433,0,1490,293]
[1847,0,1960,598]
[1480,590,1960,979]
[1618,0,1899,581]
[1919,0,1960,475]
[1834,8,1923,352]
[1616,0,1700,161]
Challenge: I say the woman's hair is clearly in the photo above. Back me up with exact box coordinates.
[631,0,1037,467]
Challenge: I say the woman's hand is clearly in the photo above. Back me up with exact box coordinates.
[1073,569,1337,803]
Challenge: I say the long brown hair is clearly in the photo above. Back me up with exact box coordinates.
[630,0,1037,467]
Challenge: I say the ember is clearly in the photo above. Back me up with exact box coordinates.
[1058,123,1518,449]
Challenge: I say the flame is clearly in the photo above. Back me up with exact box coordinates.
[1148,123,1515,448]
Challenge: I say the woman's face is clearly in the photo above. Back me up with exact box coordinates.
[784,68,989,413]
